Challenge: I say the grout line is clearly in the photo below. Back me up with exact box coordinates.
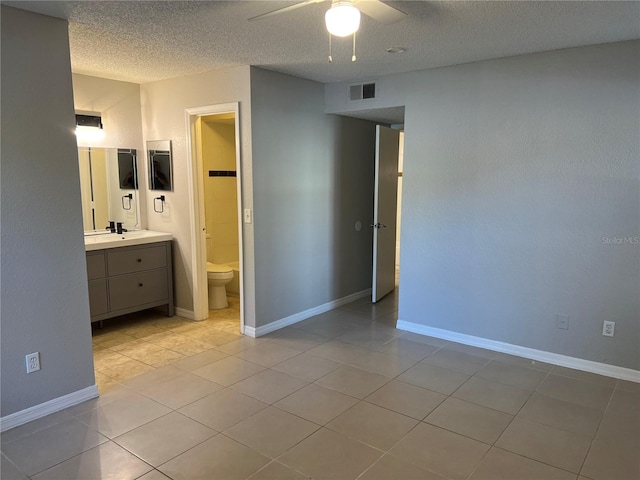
[575,379,618,477]
[79,293,633,480]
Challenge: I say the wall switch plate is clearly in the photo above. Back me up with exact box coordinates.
[556,314,569,330]
[26,352,40,373]
[602,321,615,337]
[243,208,252,224]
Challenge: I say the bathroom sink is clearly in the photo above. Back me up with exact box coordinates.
[84,230,172,251]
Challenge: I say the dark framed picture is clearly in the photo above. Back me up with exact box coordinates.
[147,140,173,191]
[117,149,138,189]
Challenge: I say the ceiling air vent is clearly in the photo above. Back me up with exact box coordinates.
[349,82,376,101]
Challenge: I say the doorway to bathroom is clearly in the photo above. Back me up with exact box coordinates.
[186,103,244,332]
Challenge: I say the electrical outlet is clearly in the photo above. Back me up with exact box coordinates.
[26,352,40,373]
[603,321,615,337]
[556,314,569,330]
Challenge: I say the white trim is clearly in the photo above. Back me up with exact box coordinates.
[185,109,208,321]
[174,307,195,320]
[232,110,246,335]
[0,385,98,432]
[396,320,640,383]
[245,289,372,338]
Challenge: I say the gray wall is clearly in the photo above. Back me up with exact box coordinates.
[327,41,640,370]
[1,6,95,416]
[250,68,376,327]
[140,66,255,321]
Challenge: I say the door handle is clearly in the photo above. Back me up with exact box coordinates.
[370,223,387,229]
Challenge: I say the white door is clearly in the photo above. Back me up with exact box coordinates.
[372,125,400,302]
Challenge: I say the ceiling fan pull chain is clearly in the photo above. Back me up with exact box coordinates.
[328,33,333,63]
[352,31,357,62]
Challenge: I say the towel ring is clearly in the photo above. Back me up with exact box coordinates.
[154,195,165,213]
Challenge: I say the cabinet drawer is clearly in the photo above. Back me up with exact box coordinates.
[107,245,167,276]
[88,279,108,316]
[109,270,168,311]
[86,252,106,280]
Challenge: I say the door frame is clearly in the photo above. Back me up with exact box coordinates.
[185,103,245,333]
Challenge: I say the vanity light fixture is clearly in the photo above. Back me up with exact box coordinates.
[75,114,105,142]
[76,114,103,129]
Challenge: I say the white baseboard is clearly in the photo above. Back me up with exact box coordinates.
[244,289,372,338]
[396,320,640,383]
[174,307,195,320]
[1,384,99,432]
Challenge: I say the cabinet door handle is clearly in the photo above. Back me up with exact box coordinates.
[136,258,142,263]
[138,283,144,287]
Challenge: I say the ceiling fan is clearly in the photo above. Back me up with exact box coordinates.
[249,1,407,61]
[249,0,407,29]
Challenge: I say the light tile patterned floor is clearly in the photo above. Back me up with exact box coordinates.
[2,291,639,480]
[91,297,243,392]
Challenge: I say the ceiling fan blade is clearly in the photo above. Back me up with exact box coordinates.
[248,0,326,22]
[354,0,407,24]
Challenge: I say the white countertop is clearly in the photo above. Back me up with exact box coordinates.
[84,230,173,251]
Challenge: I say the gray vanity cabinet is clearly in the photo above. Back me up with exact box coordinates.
[86,241,174,323]
[87,253,109,317]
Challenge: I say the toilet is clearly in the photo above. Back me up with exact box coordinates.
[206,262,233,309]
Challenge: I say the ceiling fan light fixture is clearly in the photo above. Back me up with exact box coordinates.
[325,1,361,37]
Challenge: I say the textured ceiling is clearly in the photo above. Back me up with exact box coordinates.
[6,0,640,87]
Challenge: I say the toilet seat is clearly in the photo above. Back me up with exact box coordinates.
[207,262,232,274]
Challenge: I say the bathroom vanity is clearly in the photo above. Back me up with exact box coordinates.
[85,231,174,323]
[79,147,174,323]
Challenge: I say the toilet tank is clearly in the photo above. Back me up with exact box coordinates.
[205,233,215,263]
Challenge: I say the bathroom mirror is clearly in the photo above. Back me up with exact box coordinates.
[147,140,173,191]
[78,147,140,233]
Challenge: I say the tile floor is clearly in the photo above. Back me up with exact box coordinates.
[2,291,639,480]
[90,297,243,393]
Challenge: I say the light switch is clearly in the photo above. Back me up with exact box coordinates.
[244,208,252,224]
